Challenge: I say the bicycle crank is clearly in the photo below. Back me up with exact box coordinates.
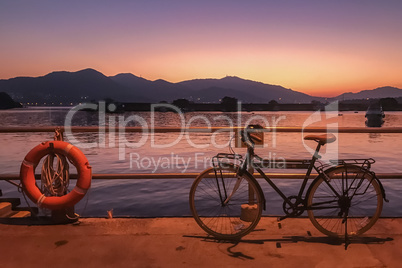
[282,196,305,217]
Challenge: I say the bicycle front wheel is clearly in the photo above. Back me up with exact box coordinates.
[189,166,263,240]
[307,165,383,237]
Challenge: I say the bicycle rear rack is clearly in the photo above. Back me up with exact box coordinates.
[315,158,375,173]
[330,158,375,167]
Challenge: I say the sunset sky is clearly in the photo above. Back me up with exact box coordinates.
[1,0,401,97]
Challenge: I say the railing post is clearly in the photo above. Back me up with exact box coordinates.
[240,165,258,222]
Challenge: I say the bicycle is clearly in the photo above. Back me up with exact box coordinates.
[189,125,388,245]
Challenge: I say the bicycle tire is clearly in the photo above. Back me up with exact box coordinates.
[307,165,383,237]
[189,165,263,240]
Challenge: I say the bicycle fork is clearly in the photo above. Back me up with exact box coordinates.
[223,177,243,206]
[214,168,244,206]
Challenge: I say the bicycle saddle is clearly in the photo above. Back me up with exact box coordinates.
[304,134,336,145]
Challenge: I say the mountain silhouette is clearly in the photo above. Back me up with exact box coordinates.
[333,86,402,101]
[0,92,22,109]
[0,68,150,103]
[0,69,400,104]
[178,76,322,103]
[110,74,322,103]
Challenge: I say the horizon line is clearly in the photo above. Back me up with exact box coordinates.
[1,67,400,99]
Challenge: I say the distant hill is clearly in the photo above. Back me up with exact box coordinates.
[110,74,321,103]
[0,69,322,104]
[0,68,400,105]
[333,86,402,101]
[0,69,150,103]
[0,92,22,109]
[178,76,323,103]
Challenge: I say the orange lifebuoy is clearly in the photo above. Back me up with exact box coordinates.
[20,141,92,210]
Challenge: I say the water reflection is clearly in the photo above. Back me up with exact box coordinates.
[368,133,383,143]
[383,112,400,127]
[2,108,401,128]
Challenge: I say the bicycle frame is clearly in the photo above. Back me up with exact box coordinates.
[230,139,387,217]
[238,141,323,213]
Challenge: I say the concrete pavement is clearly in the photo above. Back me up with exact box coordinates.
[0,217,401,268]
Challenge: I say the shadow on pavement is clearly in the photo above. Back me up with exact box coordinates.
[183,234,394,258]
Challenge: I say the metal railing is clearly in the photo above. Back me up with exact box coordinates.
[1,126,402,133]
[1,173,402,181]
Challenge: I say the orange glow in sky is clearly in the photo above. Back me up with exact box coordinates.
[0,1,401,97]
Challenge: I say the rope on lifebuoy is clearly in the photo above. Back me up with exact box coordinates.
[40,128,70,198]
[41,153,70,197]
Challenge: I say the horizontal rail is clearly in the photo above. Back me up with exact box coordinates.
[1,173,402,180]
[1,126,402,133]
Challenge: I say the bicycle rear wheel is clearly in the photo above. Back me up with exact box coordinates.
[189,165,263,240]
[307,165,383,237]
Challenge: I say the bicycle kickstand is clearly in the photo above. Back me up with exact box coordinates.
[344,216,350,250]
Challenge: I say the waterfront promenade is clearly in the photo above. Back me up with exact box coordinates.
[0,217,401,267]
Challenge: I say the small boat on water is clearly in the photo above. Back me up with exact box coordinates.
[365,104,385,127]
